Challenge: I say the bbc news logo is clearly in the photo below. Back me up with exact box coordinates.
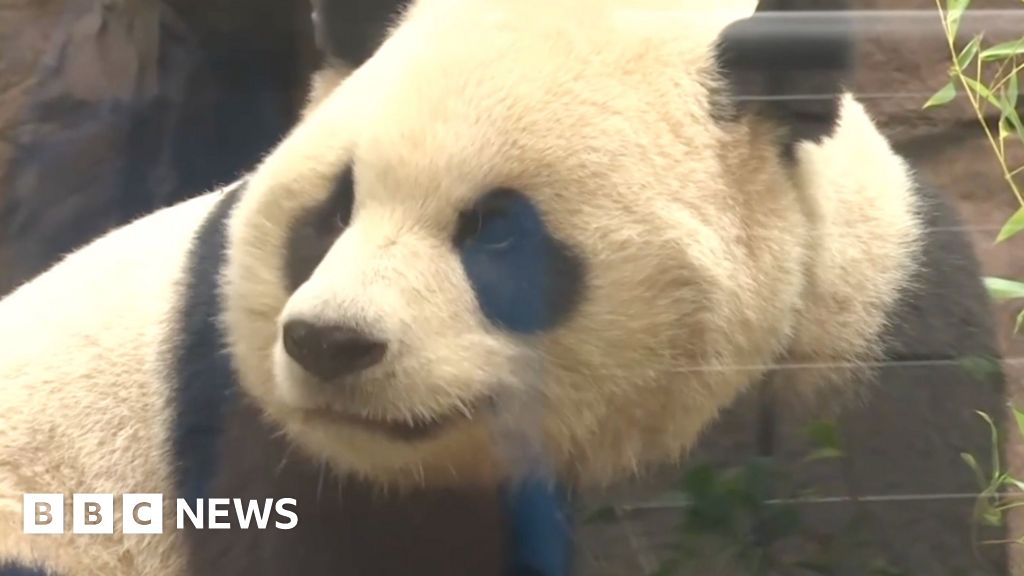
[23,494,298,534]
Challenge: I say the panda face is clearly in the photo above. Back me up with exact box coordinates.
[271,163,587,443]
[223,0,814,487]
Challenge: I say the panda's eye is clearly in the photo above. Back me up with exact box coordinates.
[333,167,355,228]
[455,191,519,250]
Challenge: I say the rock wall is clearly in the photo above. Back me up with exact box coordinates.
[0,0,317,295]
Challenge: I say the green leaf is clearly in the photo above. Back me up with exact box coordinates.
[1001,86,1024,144]
[1000,88,1014,140]
[805,420,840,450]
[1013,405,1024,440]
[1016,309,1024,335]
[963,77,1004,109]
[804,447,845,463]
[923,81,957,108]
[962,452,988,490]
[1008,73,1024,144]
[1009,109,1024,144]
[982,502,1004,526]
[957,36,982,69]
[997,207,1024,242]
[1009,68,1020,110]
[981,37,1024,61]
[984,277,1024,300]
[946,0,972,37]
[1003,475,1024,493]
[977,410,1001,482]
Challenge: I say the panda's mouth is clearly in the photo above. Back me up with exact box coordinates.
[305,404,479,442]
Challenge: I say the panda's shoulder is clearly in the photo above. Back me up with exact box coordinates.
[0,187,239,379]
[1,189,230,308]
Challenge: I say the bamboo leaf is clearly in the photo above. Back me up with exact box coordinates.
[981,38,1024,61]
[1012,405,1024,441]
[1002,82,1024,144]
[963,452,987,490]
[997,206,1024,242]
[1009,107,1024,144]
[958,35,982,69]
[1010,69,1020,109]
[804,448,844,463]
[1003,475,1024,493]
[963,77,1004,109]
[958,35,983,70]
[984,277,1024,300]
[924,81,957,109]
[977,410,1001,482]
[947,0,972,37]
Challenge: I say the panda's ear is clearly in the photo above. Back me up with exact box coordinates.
[714,0,853,155]
[311,0,411,67]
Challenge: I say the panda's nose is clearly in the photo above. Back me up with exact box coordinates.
[282,320,387,382]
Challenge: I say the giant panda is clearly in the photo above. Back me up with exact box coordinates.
[0,0,1003,575]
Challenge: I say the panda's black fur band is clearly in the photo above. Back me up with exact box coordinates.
[0,564,53,576]
[171,181,246,504]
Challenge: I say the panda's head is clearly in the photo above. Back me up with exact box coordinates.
[223,0,852,488]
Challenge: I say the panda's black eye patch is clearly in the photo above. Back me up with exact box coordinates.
[284,165,355,292]
[455,188,586,335]
[454,188,524,249]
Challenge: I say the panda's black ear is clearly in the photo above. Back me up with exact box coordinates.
[714,0,853,155]
[311,0,412,67]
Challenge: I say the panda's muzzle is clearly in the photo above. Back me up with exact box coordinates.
[281,320,487,441]
[304,403,479,443]
[282,319,388,382]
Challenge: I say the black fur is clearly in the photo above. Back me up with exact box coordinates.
[714,0,852,158]
[182,396,509,576]
[313,0,412,67]
[171,181,246,503]
[456,188,586,335]
[0,564,52,576]
[880,182,1000,365]
[284,166,354,292]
